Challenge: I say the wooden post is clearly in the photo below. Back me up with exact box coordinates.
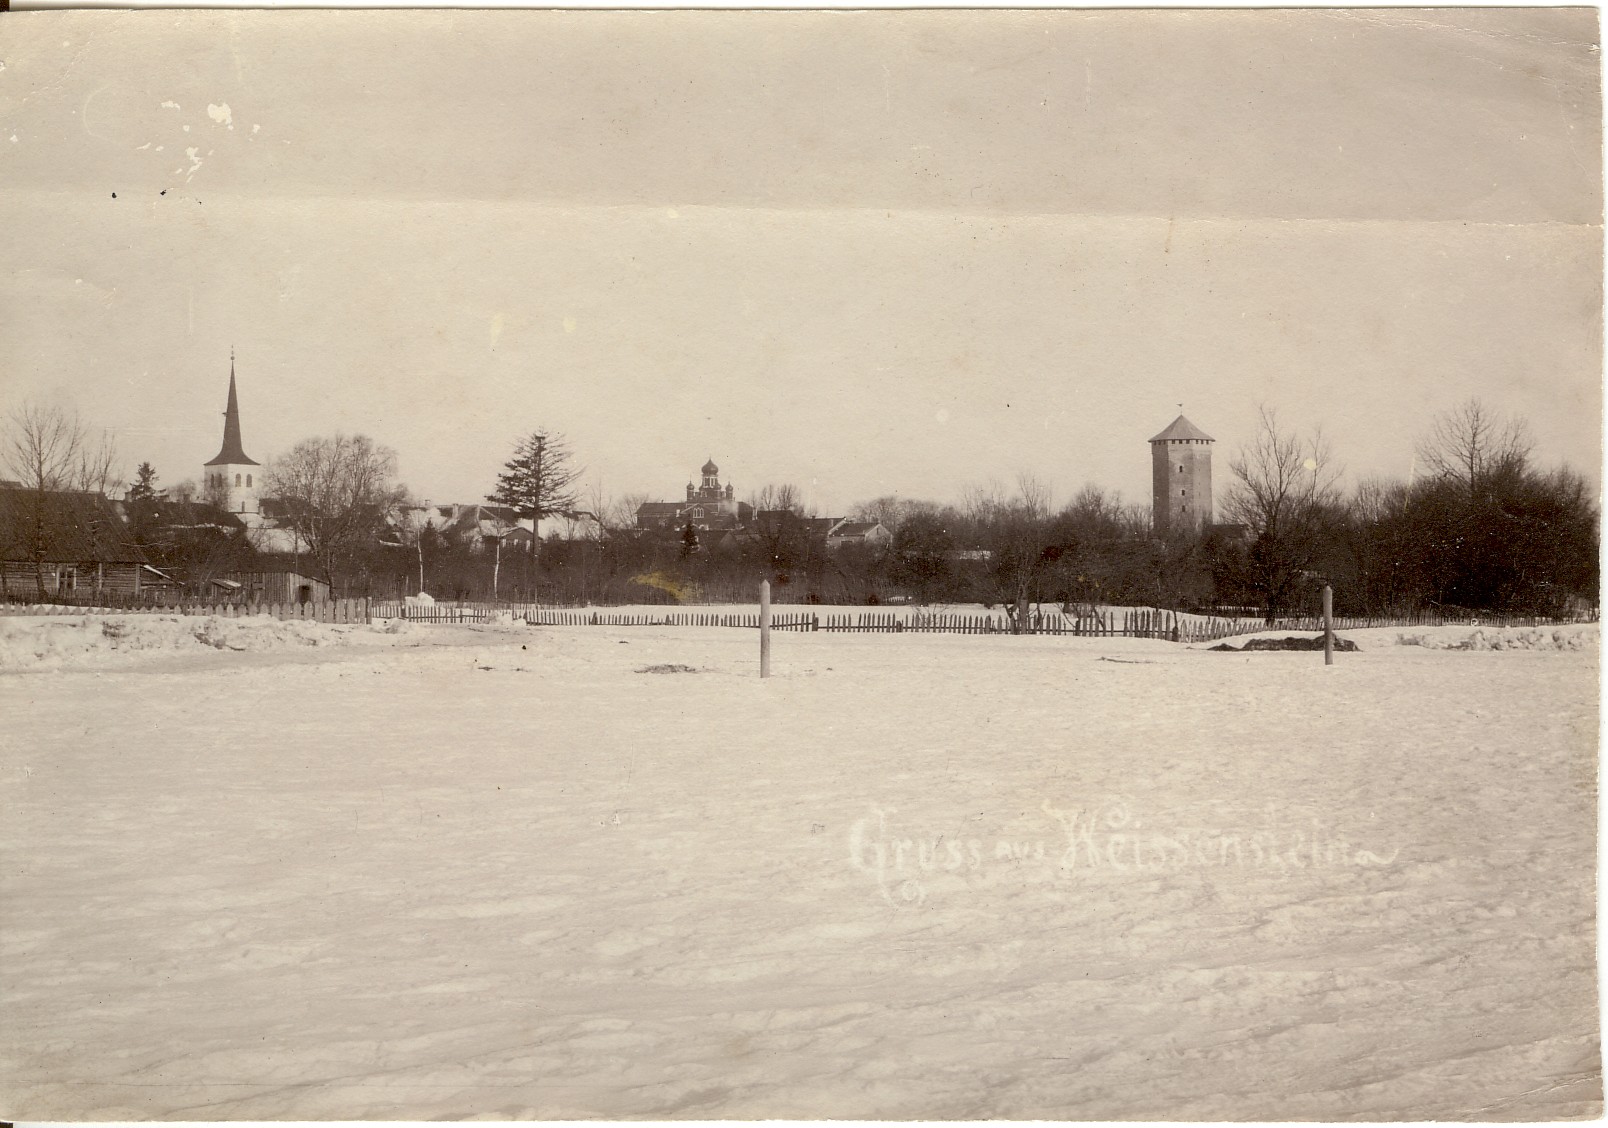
[1322,584,1334,666]
[760,579,772,679]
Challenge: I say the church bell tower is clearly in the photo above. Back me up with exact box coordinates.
[202,351,263,527]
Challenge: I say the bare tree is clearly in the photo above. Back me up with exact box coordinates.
[1224,407,1344,618]
[4,402,84,493]
[2,402,122,595]
[748,483,817,583]
[1416,398,1532,499]
[852,495,922,537]
[749,483,809,516]
[967,472,1054,632]
[594,491,648,534]
[266,434,408,596]
[73,428,122,497]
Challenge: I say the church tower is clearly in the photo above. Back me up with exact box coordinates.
[203,353,263,527]
[1150,414,1213,536]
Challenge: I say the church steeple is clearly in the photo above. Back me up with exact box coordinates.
[200,351,264,528]
[205,351,259,468]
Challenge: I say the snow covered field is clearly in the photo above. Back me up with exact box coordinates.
[1,614,1599,1120]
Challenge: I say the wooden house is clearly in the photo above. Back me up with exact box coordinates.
[0,486,153,597]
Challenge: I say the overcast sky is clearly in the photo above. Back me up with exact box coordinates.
[1,8,1600,516]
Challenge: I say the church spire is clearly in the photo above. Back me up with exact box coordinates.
[204,350,259,467]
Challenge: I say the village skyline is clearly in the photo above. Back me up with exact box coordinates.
[3,9,1600,519]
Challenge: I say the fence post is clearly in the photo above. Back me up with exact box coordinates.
[759,579,772,679]
[1322,584,1334,666]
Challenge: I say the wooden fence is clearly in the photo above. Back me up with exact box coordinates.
[525,609,819,631]
[0,597,372,624]
[517,606,1595,644]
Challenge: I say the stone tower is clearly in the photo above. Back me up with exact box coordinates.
[1150,414,1214,536]
[202,353,263,527]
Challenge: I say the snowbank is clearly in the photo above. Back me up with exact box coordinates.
[1396,624,1599,651]
[0,613,415,672]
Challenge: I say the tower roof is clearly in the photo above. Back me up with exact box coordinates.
[204,360,259,467]
[1148,415,1213,444]
[701,459,719,476]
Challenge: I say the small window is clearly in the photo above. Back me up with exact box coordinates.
[1181,489,1186,497]
[235,473,242,487]
[246,474,252,487]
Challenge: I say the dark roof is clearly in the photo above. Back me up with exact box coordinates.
[701,459,719,475]
[128,498,246,532]
[204,370,260,467]
[1149,415,1214,443]
[0,487,148,564]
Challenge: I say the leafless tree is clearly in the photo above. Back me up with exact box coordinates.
[852,495,926,537]
[1224,407,1344,617]
[749,483,810,516]
[966,472,1055,632]
[594,491,648,534]
[2,402,123,595]
[266,434,409,596]
[73,428,122,497]
[1416,398,1532,499]
[4,402,85,493]
[1225,407,1342,535]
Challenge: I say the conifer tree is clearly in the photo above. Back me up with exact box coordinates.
[486,431,582,564]
[126,462,160,504]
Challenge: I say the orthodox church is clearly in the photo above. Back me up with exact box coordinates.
[635,459,753,532]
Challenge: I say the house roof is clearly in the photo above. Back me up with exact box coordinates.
[129,498,247,532]
[0,487,148,564]
[1149,415,1214,443]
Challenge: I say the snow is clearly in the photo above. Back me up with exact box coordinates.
[0,614,414,673]
[0,615,1599,1119]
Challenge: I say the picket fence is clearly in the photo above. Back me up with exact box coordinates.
[356,599,1596,644]
[521,607,1188,640]
[0,597,372,624]
[525,609,820,631]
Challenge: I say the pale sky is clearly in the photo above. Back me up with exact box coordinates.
[1,8,1600,516]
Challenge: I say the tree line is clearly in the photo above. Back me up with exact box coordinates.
[3,398,1597,616]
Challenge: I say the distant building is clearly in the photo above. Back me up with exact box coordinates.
[825,519,891,553]
[201,354,264,528]
[637,459,754,532]
[1149,414,1214,536]
[220,568,331,604]
[0,485,156,596]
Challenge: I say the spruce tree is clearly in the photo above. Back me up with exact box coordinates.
[126,462,160,504]
[486,432,582,566]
